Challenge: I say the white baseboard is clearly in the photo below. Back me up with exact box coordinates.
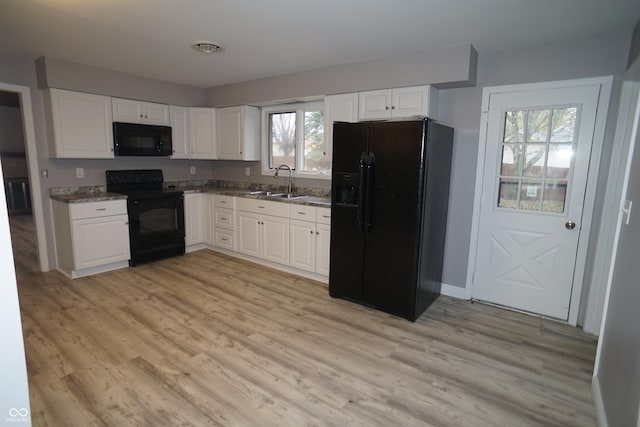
[441,283,471,300]
[592,375,608,427]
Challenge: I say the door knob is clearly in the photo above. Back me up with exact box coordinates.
[565,220,576,230]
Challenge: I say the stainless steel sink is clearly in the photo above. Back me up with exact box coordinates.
[267,193,307,200]
[247,191,285,197]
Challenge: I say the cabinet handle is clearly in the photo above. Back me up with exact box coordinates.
[385,106,389,110]
[258,206,265,209]
[139,114,144,118]
[220,201,226,204]
[221,237,228,241]
[322,215,330,218]
[391,106,396,110]
[96,208,107,211]
[297,212,305,215]
[221,216,227,220]
[310,230,313,234]
[316,231,319,235]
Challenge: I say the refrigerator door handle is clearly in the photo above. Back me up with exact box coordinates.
[358,151,368,231]
[365,152,376,232]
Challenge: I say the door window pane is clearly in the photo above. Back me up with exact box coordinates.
[546,144,573,179]
[504,111,525,142]
[496,105,578,214]
[543,180,568,213]
[501,144,522,176]
[519,180,542,211]
[523,144,546,177]
[269,112,296,169]
[498,178,519,209]
[551,108,577,142]
[526,109,550,142]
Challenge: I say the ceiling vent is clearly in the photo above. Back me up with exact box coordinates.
[191,41,225,54]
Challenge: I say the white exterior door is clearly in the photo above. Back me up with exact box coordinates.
[472,84,601,319]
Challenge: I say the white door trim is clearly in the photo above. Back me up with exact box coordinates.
[0,82,49,271]
[466,76,613,326]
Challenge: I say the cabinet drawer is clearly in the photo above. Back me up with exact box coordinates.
[214,207,235,230]
[290,205,316,221]
[316,207,331,225]
[215,229,236,250]
[214,195,236,209]
[69,200,127,220]
[237,198,290,218]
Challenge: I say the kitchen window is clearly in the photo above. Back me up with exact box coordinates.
[261,101,329,179]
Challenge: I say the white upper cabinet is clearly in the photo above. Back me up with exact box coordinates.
[217,106,260,161]
[324,93,358,159]
[189,107,217,159]
[358,85,438,120]
[45,88,114,159]
[112,97,170,126]
[170,105,189,159]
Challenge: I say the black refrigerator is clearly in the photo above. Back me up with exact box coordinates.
[329,118,453,321]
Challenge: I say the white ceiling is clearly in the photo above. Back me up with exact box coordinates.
[1,0,639,88]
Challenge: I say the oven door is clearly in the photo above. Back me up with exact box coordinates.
[127,194,185,265]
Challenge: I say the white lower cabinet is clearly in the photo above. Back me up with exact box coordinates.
[52,199,130,278]
[237,198,290,266]
[290,219,316,272]
[290,205,331,275]
[213,195,237,250]
[315,207,331,276]
[202,194,216,246]
[184,193,330,280]
[184,193,204,249]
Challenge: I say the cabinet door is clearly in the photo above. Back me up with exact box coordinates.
[358,89,391,120]
[290,219,315,272]
[112,97,144,123]
[170,105,190,159]
[71,215,130,269]
[47,89,114,158]
[217,106,243,160]
[315,223,331,276]
[262,215,290,265]
[203,194,215,245]
[392,85,431,118]
[184,194,204,246]
[325,93,358,162]
[237,211,261,258]
[143,102,170,126]
[189,108,217,159]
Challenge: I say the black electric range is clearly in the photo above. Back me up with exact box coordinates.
[106,170,185,266]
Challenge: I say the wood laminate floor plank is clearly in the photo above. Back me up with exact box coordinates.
[9,215,598,426]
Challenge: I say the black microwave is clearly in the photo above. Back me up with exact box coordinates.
[113,122,172,156]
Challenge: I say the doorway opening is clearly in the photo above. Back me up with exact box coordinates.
[0,82,48,273]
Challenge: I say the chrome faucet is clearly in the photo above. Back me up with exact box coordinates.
[274,164,294,194]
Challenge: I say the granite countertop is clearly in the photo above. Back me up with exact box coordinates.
[178,186,331,207]
[50,192,127,203]
[50,184,331,207]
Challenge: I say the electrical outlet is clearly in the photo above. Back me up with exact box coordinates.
[75,168,84,178]
[41,168,48,178]
[190,166,196,175]
[245,167,251,176]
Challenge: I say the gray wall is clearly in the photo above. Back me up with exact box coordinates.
[206,44,477,107]
[597,23,640,427]
[0,105,25,152]
[205,29,633,289]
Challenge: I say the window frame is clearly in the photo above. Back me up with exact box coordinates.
[261,100,330,180]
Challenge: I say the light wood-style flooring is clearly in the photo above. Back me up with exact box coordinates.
[10,214,598,426]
